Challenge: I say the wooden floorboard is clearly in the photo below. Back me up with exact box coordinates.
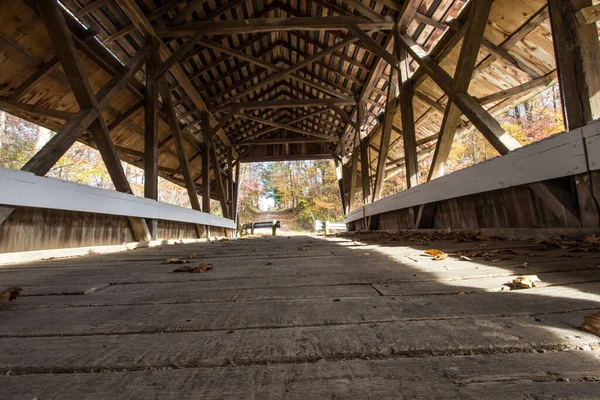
[1,234,599,399]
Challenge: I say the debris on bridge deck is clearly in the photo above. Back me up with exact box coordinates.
[1,234,599,399]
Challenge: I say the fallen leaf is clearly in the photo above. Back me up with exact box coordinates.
[165,258,191,264]
[583,235,600,244]
[425,249,448,260]
[582,376,600,382]
[477,243,489,248]
[510,275,541,289]
[299,246,309,251]
[476,234,491,241]
[0,287,21,303]
[581,312,600,337]
[457,290,465,295]
[172,263,214,273]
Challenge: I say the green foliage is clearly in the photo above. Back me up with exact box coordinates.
[238,160,343,230]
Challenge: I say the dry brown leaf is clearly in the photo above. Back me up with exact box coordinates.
[457,290,465,295]
[510,275,541,289]
[172,263,214,273]
[165,258,191,264]
[581,312,600,337]
[299,246,309,251]
[0,287,21,303]
[425,249,448,260]
[583,235,600,244]
[477,243,489,248]
[476,234,491,241]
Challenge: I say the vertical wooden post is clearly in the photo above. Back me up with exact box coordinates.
[144,36,160,239]
[548,0,600,130]
[201,112,211,237]
[348,143,359,211]
[201,112,211,214]
[272,220,277,236]
[233,160,240,224]
[358,102,371,204]
[227,146,234,215]
[397,33,419,189]
[335,160,348,215]
[372,32,400,201]
[548,0,600,227]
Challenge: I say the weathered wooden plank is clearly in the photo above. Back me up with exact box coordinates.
[2,282,599,336]
[1,352,599,399]
[0,313,597,372]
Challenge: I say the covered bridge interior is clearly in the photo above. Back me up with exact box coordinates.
[1,0,600,398]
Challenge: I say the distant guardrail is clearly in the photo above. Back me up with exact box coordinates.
[248,220,281,235]
[314,220,346,234]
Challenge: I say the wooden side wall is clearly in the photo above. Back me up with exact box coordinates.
[0,206,231,253]
[369,172,600,232]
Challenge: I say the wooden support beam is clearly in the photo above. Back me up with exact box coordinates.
[575,3,600,25]
[548,0,600,130]
[427,0,495,181]
[348,25,401,74]
[158,17,394,36]
[0,97,72,121]
[144,37,160,235]
[157,78,202,212]
[21,108,98,175]
[156,31,206,79]
[217,36,358,106]
[478,72,558,105]
[372,30,400,202]
[36,0,150,241]
[234,113,337,141]
[342,0,384,22]
[115,0,236,155]
[414,12,446,31]
[358,103,371,204]
[398,37,418,189]
[227,146,234,211]
[348,142,360,211]
[214,99,355,111]
[236,137,336,145]
[201,112,211,214]
[398,0,423,31]
[74,0,111,17]
[397,33,521,156]
[209,131,230,218]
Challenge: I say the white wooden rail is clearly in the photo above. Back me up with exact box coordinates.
[0,167,236,229]
[346,121,600,224]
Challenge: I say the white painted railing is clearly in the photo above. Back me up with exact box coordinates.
[315,220,346,232]
[345,121,600,224]
[0,167,235,229]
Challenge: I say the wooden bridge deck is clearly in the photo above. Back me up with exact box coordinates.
[1,233,599,399]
